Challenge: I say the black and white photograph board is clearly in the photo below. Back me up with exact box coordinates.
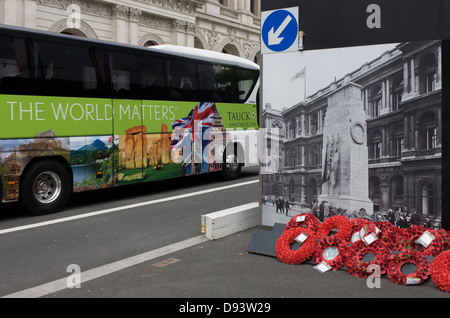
[260,0,450,231]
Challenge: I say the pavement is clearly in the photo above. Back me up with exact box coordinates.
[43,211,450,303]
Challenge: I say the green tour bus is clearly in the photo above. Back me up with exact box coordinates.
[0,24,260,215]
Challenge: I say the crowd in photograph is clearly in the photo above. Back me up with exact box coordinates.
[262,196,439,230]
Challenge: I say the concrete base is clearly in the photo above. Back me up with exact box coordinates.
[204,203,259,240]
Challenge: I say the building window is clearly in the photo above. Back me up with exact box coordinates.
[291,150,296,167]
[289,123,296,139]
[390,175,403,200]
[423,127,438,150]
[391,76,403,111]
[369,176,381,199]
[289,178,295,197]
[392,137,404,157]
[311,144,320,167]
[421,181,435,215]
[418,52,438,94]
[369,130,382,159]
[419,111,438,150]
[369,85,382,117]
[311,112,318,135]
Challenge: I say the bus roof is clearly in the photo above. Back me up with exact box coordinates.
[145,45,260,71]
[0,24,259,71]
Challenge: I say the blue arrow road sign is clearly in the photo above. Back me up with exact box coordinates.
[261,8,299,54]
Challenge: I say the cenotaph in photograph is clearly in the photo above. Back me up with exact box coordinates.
[319,82,373,215]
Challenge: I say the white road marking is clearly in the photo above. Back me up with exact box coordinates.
[2,202,259,298]
[2,235,210,298]
[0,179,259,235]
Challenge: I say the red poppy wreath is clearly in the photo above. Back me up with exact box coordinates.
[350,218,379,244]
[313,235,348,271]
[285,213,321,234]
[436,228,450,250]
[387,250,430,285]
[430,250,450,293]
[318,215,352,241]
[374,221,400,250]
[275,227,318,265]
[399,225,444,257]
[344,239,391,278]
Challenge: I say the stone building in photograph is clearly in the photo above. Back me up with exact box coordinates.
[262,41,442,228]
[0,0,261,63]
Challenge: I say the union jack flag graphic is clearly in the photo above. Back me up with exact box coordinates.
[170,102,217,151]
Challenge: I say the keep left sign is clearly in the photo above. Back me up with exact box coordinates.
[261,7,299,54]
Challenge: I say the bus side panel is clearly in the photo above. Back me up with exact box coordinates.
[0,138,70,202]
[0,95,116,194]
[0,95,113,139]
[215,102,259,167]
[113,99,190,186]
[70,135,118,192]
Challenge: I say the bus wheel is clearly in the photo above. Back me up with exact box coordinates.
[20,160,72,215]
[221,145,242,180]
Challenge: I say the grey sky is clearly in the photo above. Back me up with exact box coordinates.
[262,42,399,111]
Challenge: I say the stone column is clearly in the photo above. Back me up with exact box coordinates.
[437,107,442,147]
[112,5,129,44]
[1,0,17,25]
[403,61,409,93]
[410,59,416,94]
[172,20,186,46]
[403,114,410,150]
[23,0,37,28]
[319,83,373,215]
[186,22,197,48]
[437,45,442,90]
[128,8,141,45]
[385,78,390,111]
[300,113,305,136]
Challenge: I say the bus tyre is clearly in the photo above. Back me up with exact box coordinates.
[221,144,242,180]
[20,160,72,215]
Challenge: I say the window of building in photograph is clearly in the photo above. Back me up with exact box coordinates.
[391,125,404,157]
[311,112,319,135]
[369,84,382,117]
[288,120,296,139]
[421,181,435,215]
[419,111,438,150]
[393,137,404,157]
[310,144,321,167]
[369,130,382,159]
[369,176,381,200]
[391,75,403,111]
[289,178,295,197]
[390,175,404,200]
[418,51,438,94]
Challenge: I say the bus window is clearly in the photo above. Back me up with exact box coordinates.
[198,63,220,101]
[33,39,107,98]
[237,68,259,102]
[166,58,199,101]
[0,34,31,95]
[211,64,237,102]
[109,50,164,100]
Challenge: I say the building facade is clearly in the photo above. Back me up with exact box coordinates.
[0,0,261,63]
[262,41,442,227]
